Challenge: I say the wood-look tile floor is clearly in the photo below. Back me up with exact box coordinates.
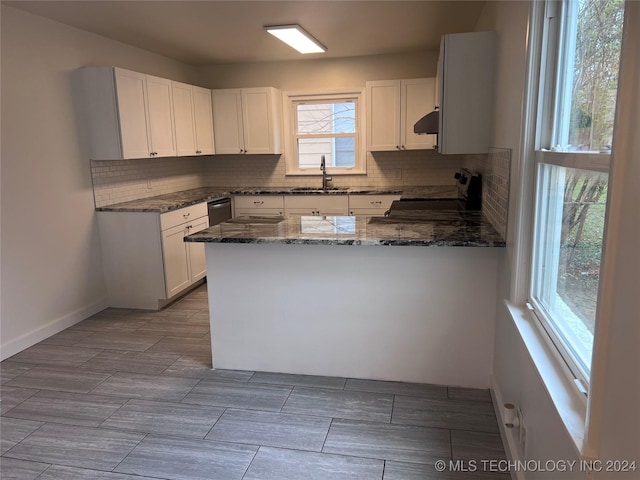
[0,283,509,480]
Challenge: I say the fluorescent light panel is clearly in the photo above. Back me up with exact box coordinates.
[264,24,326,54]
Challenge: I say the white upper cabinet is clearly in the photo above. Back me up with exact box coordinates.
[212,87,282,155]
[192,86,215,155]
[172,82,215,156]
[79,67,177,160]
[437,31,496,154]
[172,81,198,156]
[144,74,176,157]
[367,78,435,151]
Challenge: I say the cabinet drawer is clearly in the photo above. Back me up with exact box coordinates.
[283,195,348,211]
[160,202,208,231]
[234,195,284,210]
[348,194,400,210]
[235,208,284,217]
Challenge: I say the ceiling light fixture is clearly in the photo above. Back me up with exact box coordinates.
[264,24,326,54]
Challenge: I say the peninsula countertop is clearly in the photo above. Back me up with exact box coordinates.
[95,185,457,213]
[184,211,506,247]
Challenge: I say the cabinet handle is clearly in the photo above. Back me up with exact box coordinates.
[240,149,244,153]
[370,201,382,205]
[401,145,406,150]
[183,213,191,219]
[196,150,202,154]
[253,201,264,206]
[396,145,400,150]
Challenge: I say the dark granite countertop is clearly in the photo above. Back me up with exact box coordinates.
[96,186,457,213]
[184,211,506,248]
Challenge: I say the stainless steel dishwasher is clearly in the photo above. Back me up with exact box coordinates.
[207,197,232,226]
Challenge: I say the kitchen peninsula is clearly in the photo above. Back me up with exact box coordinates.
[186,210,505,389]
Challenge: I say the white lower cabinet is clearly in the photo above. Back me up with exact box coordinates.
[97,202,208,310]
[233,195,284,217]
[161,214,208,298]
[283,195,349,216]
[348,194,401,215]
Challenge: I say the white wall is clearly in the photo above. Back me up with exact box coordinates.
[198,51,438,90]
[483,1,640,478]
[0,6,199,359]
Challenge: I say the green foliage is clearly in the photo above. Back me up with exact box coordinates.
[569,0,624,150]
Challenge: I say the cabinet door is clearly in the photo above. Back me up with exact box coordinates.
[146,75,177,157]
[172,82,197,156]
[284,195,348,216]
[241,88,277,154]
[192,86,215,155]
[401,78,436,150]
[348,194,400,215]
[366,80,401,151]
[187,217,208,282]
[162,223,191,297]
[212,89,244,154]
[114,68,150,159]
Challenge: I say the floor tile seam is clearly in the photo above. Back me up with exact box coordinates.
[240,444,261,480]
[111,432,149,474]
[344,388,448,400]
[201,436,328,454]
[319,444,452,466]
[319,417,334,452]
[201,406,227,439]
[95,422,223,441]
[389,419,500,434]
[266,444,401,465]
[95,396,137,429]
[176,376,205,403]
[180,402,304,415]
[219,407,338,423]
[394,393,496,405]
[17,459,53,480]
[6,346,107,369]
[2,420,48,458]
[6,457,119,478]
[288,385,397,401]
[0,389,41,414]
[251,381,345,391]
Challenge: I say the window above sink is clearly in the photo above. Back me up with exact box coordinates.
[282,89,366,176]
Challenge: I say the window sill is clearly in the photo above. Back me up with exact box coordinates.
[504,300,592,458]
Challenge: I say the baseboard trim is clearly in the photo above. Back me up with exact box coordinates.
[0,298,108,360]
[491,374,527,480]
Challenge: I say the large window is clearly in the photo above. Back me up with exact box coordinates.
[529,0,624,385]
[284,91,365,175]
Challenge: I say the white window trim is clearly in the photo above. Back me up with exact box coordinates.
[282,88,366,176]
[507,0,617,459]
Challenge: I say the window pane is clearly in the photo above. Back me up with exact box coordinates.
[559,0,624,151]
[334,137,355,167]
[297,136,356,169]
[296,102,356,134]
[533,164,608,373]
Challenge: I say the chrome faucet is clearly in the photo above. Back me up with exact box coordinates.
[320,155,332,190]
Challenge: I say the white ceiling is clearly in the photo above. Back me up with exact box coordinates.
[5,1,486,65]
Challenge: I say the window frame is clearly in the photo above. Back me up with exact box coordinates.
[526,0,618,391]
[283,89,366,176]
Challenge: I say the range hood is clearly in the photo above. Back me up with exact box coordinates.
[413,109,439,135]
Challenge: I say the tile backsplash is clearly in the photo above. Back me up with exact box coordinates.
[202,150,463,188]
[463,147,511,239]
[91,149,464,208]
[91,157,206,208]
